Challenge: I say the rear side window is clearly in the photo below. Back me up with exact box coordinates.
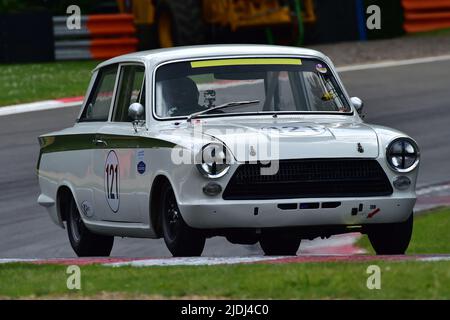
[80,65,118,122]
[112,65,146,122]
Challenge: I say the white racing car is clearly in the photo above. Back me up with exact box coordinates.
[37,45,420,257]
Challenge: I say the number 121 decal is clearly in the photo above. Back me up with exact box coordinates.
[104,150,120,213]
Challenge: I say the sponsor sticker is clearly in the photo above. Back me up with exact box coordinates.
[137,161,146,174]
[316,63,328,74]
[260,123,325,136]
[137,150,145,161]
[80,200,94,218]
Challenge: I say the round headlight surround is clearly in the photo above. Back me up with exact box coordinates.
[386,138,420,173]
[196,143,231,179]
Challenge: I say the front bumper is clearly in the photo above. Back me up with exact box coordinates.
[179,196,416,229]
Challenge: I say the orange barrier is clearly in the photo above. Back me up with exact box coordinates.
[402,0,450,33]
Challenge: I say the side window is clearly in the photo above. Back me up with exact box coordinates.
[80,65,118,122]
[112,65,146,122]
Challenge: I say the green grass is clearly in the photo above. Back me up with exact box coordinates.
[358,207,450,255]
[0,261,449,299]
[0,207,449,299]
[0,60,99,106]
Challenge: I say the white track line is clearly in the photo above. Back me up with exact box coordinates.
[301,233,365,255]
[416,183,450,196]
[0,100,82,117]
[0,258,37,264]
[106,256,283,267]
[336,54,450,72]
[419,256,450,262]
[2,255,450,266]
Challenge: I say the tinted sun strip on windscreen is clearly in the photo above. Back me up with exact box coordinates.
[190,58,302,69]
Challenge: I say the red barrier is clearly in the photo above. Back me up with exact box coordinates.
[402,0,450,10]
[87,14,136,37]
[88,14,138,59]
[91,38,139,60]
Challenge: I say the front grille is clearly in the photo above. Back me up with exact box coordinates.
[222,159,393,200]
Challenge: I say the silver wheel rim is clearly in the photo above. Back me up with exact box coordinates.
[70,205,82,243]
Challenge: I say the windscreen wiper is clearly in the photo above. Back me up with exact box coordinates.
[187,100,260,122]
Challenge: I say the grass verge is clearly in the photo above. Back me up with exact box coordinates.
[0,60,99,106]
[0,261,449,299]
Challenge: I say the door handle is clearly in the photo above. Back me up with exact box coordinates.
[92,139,107,147]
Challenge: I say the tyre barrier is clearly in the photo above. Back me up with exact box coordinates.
[53,14,138,60]
[402,0,450,33]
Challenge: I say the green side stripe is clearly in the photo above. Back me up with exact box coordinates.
[38,134,175,155]
[39,134,95,154]
[97,134,175,150]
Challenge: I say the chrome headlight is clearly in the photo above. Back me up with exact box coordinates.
[196,143,231,178]
[386,138,420,172]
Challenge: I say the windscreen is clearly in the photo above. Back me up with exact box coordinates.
[154,58,351,119]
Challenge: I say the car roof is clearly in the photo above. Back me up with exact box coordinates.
[94,44,330,71]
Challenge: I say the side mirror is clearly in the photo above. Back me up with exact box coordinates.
[350,97,364,115]
[128,102,145,121]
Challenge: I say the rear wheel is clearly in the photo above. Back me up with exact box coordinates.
[67,197,114,257]
[156,0,206,47]
[259,231,301,256]
[161,182,205,257]
[367,213,413,255]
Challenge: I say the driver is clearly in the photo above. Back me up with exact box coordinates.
[162,77,205,117]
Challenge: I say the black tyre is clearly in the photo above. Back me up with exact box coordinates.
[259,231,301,256]
[67,197,114,257]
[368,213,413,255]
[161,182,205,257]
[156,0,206,47]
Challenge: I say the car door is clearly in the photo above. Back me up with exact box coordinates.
[75,64,118,222]
[93,63,146,223]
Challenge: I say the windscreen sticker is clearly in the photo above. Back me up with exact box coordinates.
[321,91,335,101]
[191,58,302,68]
[316,63,328,74]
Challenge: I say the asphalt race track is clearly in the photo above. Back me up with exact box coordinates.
[1,59,450,258]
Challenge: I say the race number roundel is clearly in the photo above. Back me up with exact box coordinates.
[104,150,120,213]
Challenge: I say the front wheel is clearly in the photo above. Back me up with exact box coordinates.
[259,231,301,256]
[161,182,205,257]
[67,197,114,257]
[367,213,413,255]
